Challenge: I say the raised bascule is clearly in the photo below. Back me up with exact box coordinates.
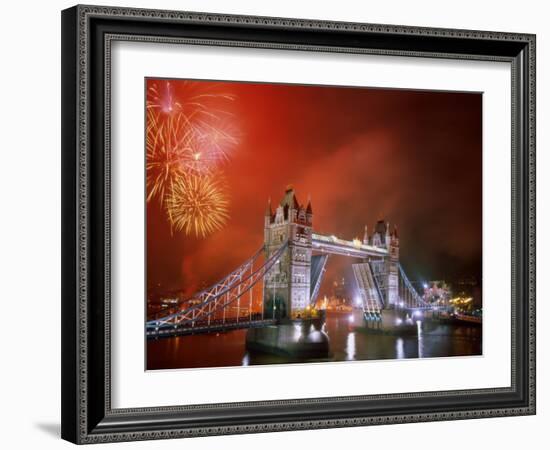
[147,186,432,337]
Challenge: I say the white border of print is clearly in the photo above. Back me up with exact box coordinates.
[111,41,511,409]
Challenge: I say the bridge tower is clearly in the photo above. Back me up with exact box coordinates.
[368,220,399,307]
[386,225,399,306]
[263,186,312,320]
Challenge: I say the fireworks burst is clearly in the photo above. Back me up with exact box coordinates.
[146,79,239,237]
[147,80,182,115]
[146,110,195,204]
[165,174,230,238]
[193,120,240,165]
[147,80,235,125]
[146,110,237,205]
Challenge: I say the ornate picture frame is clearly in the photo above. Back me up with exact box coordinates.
[61,5,536,444]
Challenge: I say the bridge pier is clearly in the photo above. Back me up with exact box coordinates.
[245,319,329,359]
[356,309,419,335]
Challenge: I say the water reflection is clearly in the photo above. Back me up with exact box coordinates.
[346,332,356,361]
[396,338,404,359]
[417,320,424,358]
[293,323,302,341]
[147,313,482,370]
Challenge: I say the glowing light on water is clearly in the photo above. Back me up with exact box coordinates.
[346,332,356,360]
[293,323,303,340]
[396,338,405,359]
[417,320,424,358]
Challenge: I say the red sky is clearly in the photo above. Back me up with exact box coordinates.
[146,79,482,299]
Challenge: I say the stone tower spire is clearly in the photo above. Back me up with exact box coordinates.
[264,198,272,227]
[306,194,313,225]
[391,224,398,238]
[363,225,369,245]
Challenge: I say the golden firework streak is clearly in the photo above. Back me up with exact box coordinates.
[146,111,195,204]
[165,174,230,238]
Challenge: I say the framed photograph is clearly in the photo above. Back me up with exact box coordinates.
[61,5,536,444]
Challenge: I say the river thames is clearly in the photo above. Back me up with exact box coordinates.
[147,312,482,370]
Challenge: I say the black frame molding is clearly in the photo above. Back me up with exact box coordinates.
[61,4,536,444]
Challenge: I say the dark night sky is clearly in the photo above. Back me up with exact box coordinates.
[147,79,482,299]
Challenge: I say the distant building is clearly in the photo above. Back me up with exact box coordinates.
[422,281,451,306]
[332,277,347,300]
[453,276,482,308]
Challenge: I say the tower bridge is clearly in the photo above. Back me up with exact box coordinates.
[147,186,434,338]
[311,233,389,258]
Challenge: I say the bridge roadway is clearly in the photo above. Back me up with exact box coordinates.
[147,318,277,338]
[312,233,389,258]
